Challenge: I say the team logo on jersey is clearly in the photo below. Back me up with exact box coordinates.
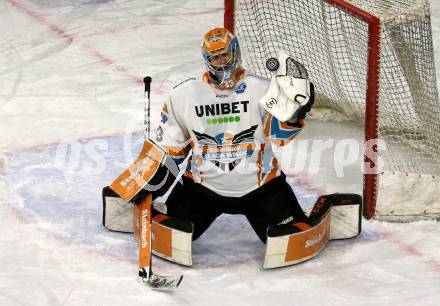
[192,125,258,172]
[235,82,247,94]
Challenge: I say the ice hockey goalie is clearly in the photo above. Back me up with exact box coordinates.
[103,27,361,268]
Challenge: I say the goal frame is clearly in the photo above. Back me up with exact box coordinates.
[224,0,381,219]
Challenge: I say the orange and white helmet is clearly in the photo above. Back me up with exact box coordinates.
[201,28,241,88]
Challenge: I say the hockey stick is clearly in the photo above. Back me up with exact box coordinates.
[137,76,183,290]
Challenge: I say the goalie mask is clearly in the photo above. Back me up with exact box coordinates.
[201,28,241,89]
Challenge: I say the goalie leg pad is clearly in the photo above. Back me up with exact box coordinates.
[263,193,362,269]
[320,193,362,240]
[102,189,194,266]
[102,186,134,233]
[264,208,331,269]
[151,214,193,266]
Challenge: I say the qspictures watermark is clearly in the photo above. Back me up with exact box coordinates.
[53,129,387,184]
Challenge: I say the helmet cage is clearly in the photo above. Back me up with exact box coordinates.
[202,36,241,85]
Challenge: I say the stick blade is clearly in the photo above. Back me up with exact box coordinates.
[141,273,183,290]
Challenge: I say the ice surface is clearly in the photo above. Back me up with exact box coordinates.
[0,0,439,305]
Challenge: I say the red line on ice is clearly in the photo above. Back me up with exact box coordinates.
[0,194,137,265]
[82,7,224,38]
[4,129,143,155]
[288,172,322,195]
[379,229,440,273]
[6,0,143,85]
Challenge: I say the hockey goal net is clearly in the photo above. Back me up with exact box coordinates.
[225,0,440,221]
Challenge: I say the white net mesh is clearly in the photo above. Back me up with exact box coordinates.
[233,0,440,220]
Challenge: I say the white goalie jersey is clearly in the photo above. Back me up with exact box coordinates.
[155,72,304,197]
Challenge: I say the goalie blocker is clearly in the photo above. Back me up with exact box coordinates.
[108,137,184,288]
[103,137,194,267]
[103,189,361,268]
